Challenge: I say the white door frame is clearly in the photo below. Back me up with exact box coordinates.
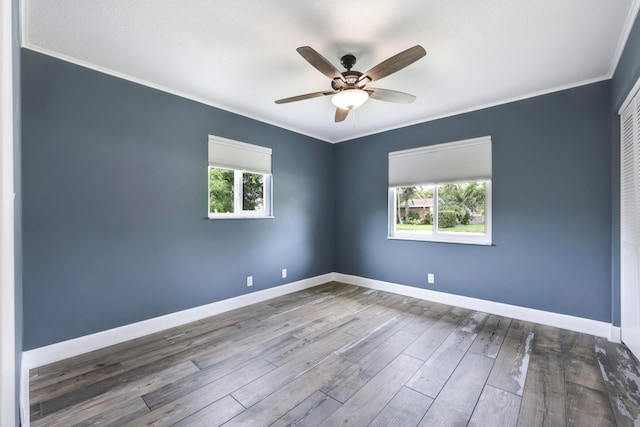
[0,0,17,424]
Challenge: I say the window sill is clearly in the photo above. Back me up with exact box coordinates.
[388,234,493,246]
[205,215,275,220]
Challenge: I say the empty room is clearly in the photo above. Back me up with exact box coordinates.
[3,0,640,426]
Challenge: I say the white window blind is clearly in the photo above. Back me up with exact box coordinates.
[388,136,492,187]
[208,135,272,175]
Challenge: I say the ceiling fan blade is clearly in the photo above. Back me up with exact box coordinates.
[297,46,346,83]
[358,45,426,84]
[275,90,335,104]
[335,107,350,122]
[366,87,416,104]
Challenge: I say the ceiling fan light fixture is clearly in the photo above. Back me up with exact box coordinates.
[331,89,369,110]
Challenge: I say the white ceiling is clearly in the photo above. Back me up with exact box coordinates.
[22,0,640,143]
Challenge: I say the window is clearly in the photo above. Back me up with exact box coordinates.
[388,136,492,245]
[208,136,272,218]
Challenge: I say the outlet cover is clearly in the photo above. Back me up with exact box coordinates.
[247,276,253,287]
[282,268,287,279]
[428,273,435,284]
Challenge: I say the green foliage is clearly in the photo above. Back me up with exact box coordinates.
[396,182,485,228]
[396,186,422,224]
[406,210,421,225]
[242,173,264,211]
[209,168,234,213]
[459,210,471,225]
[209,169,265,214]
[438,210,458,228]
[438,182,486,217]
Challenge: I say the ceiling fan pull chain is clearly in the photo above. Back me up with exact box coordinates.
[352,109,356,130]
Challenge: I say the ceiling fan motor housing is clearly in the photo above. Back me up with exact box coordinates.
[332,71,363,90]
[332,56,364,91]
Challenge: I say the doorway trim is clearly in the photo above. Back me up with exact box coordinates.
[0,0,17,423]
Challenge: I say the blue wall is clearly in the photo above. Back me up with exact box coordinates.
[334,81,612,322]
[611,11,640,326]
[21,50,334,350]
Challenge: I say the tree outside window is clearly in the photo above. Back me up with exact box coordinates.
[394,181,487,235]
[209,167,268,216]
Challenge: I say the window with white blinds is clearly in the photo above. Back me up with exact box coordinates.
[207,135,273,218]
[388,136,492,245]
[620,84,640,359]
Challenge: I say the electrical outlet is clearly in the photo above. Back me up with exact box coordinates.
[428,273,435,284]
[247,276,253,287]
[282,268,287,279]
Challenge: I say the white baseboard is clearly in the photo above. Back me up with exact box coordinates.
[20,273,332,426]
[22,271,618,368]
[334,273,615,340]
[22,273,332,370]
[610,326,622,343]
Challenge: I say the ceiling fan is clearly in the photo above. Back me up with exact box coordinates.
[275,45,426,123]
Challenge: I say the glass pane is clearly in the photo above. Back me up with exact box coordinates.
[209,167,235,214]
[395,185,434,233]
[437,182,486,234]
[242,172,264,211]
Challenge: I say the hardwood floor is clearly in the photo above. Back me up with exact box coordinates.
[28,282,640,426]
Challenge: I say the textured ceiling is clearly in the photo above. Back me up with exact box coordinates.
[22,0,640,143]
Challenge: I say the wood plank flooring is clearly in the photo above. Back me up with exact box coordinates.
[29,282,640,426]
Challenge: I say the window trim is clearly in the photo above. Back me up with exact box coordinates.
[388,181,492,246]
